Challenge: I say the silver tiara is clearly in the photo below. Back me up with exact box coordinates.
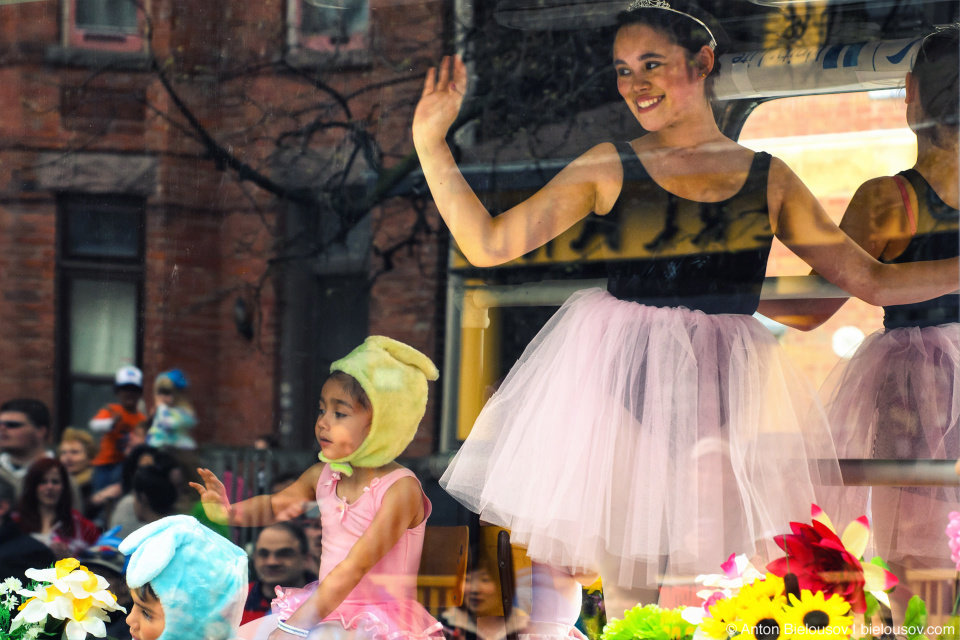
[626,0,718,50]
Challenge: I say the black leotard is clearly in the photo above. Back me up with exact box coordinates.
[605,142,774,315]
[882,168,959,329]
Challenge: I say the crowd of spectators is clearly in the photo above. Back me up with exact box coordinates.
[0,364,325,635]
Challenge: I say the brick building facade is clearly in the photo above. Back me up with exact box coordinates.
[0,0,446,453]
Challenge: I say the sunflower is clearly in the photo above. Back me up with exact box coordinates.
[701,596,743,639]
[738,574,787,606]
[737,597,788,640]
[782,590,852,640]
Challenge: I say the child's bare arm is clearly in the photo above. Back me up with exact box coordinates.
[189,464,323,527]
[275,477,423,632]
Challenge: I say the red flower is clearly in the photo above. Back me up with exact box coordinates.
[767,520,869,613]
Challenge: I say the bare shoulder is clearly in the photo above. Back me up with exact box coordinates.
[841,175,911,245]
[573,142,625,216]
[765,154,796,182]
[379,474,425,527]
[849,176,906,212]
[296,463,326,491]
[764,155,806,205]
[573,141,624,176]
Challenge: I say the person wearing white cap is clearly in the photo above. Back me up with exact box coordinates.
[89,365,147,492]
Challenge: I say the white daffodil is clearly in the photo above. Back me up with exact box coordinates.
[11,558,126,640]
[61,599,112,640]
[25,559,112,602]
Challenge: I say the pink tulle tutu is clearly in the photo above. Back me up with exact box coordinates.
[236,582,443,640]
[440,289,844,589]
[825,323,960,566]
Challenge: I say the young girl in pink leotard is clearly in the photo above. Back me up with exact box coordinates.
[191,336,442,640]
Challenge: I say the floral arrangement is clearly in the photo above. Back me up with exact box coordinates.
[602,605,697,640]
[600,505,924,640]
[0,559,125,640]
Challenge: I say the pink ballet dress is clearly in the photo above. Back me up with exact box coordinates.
[826,169,959,568]
[441,146,845,591]
[271,465,444,640]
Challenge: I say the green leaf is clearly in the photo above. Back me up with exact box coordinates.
[903,595,929,640]
[937,615,960,640]
[865,592,880,618]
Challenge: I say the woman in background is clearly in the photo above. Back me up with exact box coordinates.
[15,457,99,557]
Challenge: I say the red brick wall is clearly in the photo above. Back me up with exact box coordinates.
[0,0,445,452]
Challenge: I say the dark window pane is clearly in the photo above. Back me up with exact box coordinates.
[66,205,140,259]
[302,0,369,42]
[75,0,138,32]
[70,380,116,430]
[312,274,370,396]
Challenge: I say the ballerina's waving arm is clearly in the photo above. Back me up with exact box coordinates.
[413,55,623,267]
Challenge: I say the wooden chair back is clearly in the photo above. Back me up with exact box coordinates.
[417,525,469,615]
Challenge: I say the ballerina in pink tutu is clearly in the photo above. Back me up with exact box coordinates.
[761,24,960,613]
[412,0,960,616]
[191,337,443,640]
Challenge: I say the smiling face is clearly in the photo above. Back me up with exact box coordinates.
[254,526,307,591]
[127,587,165,640]
[314,377,372,461]
[36,466,64,510]
[58,439,91,475]
[613,23,710,132]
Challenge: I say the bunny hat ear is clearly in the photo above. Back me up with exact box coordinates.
[320,336,439,473]
[119,515,248,640]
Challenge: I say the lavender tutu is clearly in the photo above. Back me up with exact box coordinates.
[825,323,960,565]
[440,289,844,589]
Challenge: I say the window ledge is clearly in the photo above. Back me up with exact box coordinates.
[284,47,372,72]
[44,45,152,71]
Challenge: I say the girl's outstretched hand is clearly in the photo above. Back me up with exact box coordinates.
[412,55,468,149]
[189,467,233,525]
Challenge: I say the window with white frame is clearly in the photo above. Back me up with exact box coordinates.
[67,0,145,53]
[293,0,370,53]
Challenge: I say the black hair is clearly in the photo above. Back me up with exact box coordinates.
[616,2,726,98]
[258,521,309,555]
[133,464,179,515]
[913,24,959,147]
[325,371,372,412]
[0,399,50,429]
[122,445,158,494]
[133,582,158,603]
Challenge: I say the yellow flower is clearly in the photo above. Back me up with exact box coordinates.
[78,568,99,594]
[782,590,852,640]
[701,597,743,639]
[72,596,93,621]
[737,575,786,609]
[54,558,80,579]
[737,598,787,640]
